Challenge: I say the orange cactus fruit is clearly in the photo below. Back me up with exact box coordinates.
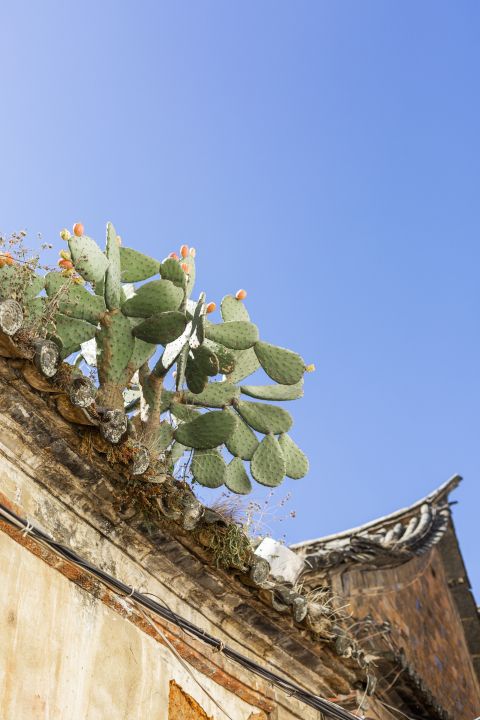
[180,245,189,258]
[190,248,196,257]
[236,289,247,301]
[73,276,85,285]
[117,236,121,246]
[172,371,177,378]
[73,223,84,237]
[181,263,191,275]
[59,259,73,270]
[0,258,5,268]
[2,252,14,266]
[60,229,71,242]
[59,250,71,260]
[206,302,216,314]
[305,364,315,372]
[169,252,180,261]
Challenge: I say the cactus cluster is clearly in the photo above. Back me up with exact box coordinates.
[1,222,313,494]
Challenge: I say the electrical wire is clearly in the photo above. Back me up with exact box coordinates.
[0,501,360,720]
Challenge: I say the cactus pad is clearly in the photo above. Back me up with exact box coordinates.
[170,402,202,423]
[185,380,240,408]
[121,279,184,318]
[0,266,46,301]
[171,440,186,465]
[68,235,109,284]
[220,294,250,322]
[250,433,286,487]
[205,320,259,350]
[225,408,259,460]
[240,383,304,401]
[227,347,260,384]
[278,433,309,479]
[189,292,205,349]
[96,311,135,383]
[119,247,160,282]
[129,336,157,373]
[174,409,238,449]
[132,311,188,346]
[190,344,219,377]
[233,399,293,435]
[105,222,121,310]
[175,341,189,389]
[185,358,208,394]
[203,339,237,375]
[191,448,226,488]
[225,457,252,495]
[254,341,305,386]
[46,275,106,325]
[160,257,187,290]
[53,314,97,350]
[151,420,174,454]
[155,321,192,375]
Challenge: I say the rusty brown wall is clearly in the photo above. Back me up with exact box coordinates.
[331,549,480,720]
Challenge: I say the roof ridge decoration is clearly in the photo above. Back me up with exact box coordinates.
[291,475,461,572]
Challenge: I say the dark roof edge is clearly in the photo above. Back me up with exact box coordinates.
[290,474,462,550]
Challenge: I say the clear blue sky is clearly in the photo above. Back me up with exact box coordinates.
[1,2,479,595]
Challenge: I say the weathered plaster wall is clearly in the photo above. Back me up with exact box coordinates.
[330,552,480,720]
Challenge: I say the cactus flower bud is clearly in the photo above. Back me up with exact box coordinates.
[206,302,216,314]
[172,370,177,378]
[2,252,14,266]
[190,248,196,257]
[236,289,247,301]
[181,263,191,275]
[305,364,315,372]
[60,229,71,242]
[73,223,84,237]
[169,252,180,261]
[117,236,121,246]
[180,245,189,258]
[73,275,85,285]
[59,250,71,260]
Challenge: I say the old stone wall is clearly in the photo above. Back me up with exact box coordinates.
[330,550,480,719]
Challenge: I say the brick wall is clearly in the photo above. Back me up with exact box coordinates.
[330,548,480,720]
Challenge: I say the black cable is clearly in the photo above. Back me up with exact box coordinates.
[0,501,359,720]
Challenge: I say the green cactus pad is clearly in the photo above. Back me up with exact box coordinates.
[233,399,293,435]
[225,409,259,461]
[183,253,196,299]
[154,321,192,376]
[170,402,201,422]
[205,320,259,350]
[227,347,261,384]
[220,294,250,322]
[24,297,48,327]
[185,380,240,408]
[160,257,187,290]
[132,311,188,346]
[240,383,304,401]
[44,274,106,325]
[225,457,252,495]
[191,448,226,488]
[151,420,174,454]
[52,313,97,350]
[130,336,157,373]
[68,235,109,284]
[251,433,286,487]
[175,341,189,389]
[171,440,186,465]
[190,344,219,377]
[96,311,135,384]
[124,387,141,412]
[189,292,205,349]
[121,279,184,318]
[119,247,160,282]
[105,222,121,310]
[277,433,309,479]
[160,388,174,415]
[174,409,238,449]
[185,358,208,394]
[253,341,305,386]
[203,339,237,375]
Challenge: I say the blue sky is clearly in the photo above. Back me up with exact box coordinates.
[1,2,479,595]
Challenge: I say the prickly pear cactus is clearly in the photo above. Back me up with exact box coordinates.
[20,223,312,492]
